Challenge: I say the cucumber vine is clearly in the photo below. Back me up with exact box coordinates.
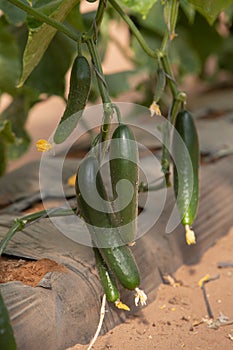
[0,1,232,346]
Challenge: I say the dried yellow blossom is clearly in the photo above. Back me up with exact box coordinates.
[185,225,196,245]
[115,300,130,311]
[170,32,178,41]
[36,139,53,152]
[149,101,162,117]
[67,174,76,187]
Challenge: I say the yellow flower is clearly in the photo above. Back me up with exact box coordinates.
[185,225,196,245]
[149,101,162,117]
[67,174,76,187]
[115,300,130,311]
[36,139,53,152]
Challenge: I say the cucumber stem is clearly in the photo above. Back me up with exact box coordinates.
[185,225,196,245]
[0,207,76,256]
[86,39,113,146]
[7,0,80,42]
[108,0,157,59]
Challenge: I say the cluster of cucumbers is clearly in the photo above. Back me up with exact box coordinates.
[0,50,200,348]
[52,52,199,306]
[75,124,144,309]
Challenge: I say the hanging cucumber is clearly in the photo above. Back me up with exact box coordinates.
[93,248,129,310]
[0,291,17,350]
[75,155,147,305]
[172,110,199,245]
[109,124,139,245]
[53,55,91,144]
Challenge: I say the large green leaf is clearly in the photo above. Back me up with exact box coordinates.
[180,13,223,63]
[26,32,75,96]
[119,0,158,18]
[180,0,195,24]
[0,0,27,25]
[0,19,21,93]
[0,137,7,175]
[27,0,63,29]
[19,0,80,86]
[105,71,134,97]
[0,119,16,176]
[0,120,16,143]
[1,95,31,160]
[188,0,233,24]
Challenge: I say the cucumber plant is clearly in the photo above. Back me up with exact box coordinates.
[0,1,231,345]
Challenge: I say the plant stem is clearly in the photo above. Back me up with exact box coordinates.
[0,207,76,256]
[108,0,157,59]
[86,38,113,143]
[160,53,178,98]
[93,0,107,42]
[8,0,80,42]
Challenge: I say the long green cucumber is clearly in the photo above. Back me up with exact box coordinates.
[94,247,131,310]
[109,124,138,244]
[172,110,199,244]
[0,291,17,350]
[54,55,91,144]
[75,154,140,290]
[93,247,120,303]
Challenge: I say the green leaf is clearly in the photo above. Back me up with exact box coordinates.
[0,19,21,93]
[0,0,27,25]
[187,0,233,24]
[0,120,16,173]
[105,71,133,97]
[0,120,16,143]
[170,30,201,76]
[26,32,75,96]
[19,0,79,86]
[119,0,158,18]
[180,0,195,24]
[180,13,223,63]
[0,137,7,175]
[66,3,85,32]
[27,0,63,29]
[219,35,233,73]
[1,95,32,160]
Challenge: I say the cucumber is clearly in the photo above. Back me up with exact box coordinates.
[75,154,141,290]
[109,124,138,244]
[54,55,91,144]
[172,110,199,244]
[93,247,120,303]
[0,291,17,350]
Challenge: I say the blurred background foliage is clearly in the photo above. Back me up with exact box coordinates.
[0,0,232,175]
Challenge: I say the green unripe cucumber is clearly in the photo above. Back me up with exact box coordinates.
[75,155,141,290]
[54,55,91,144]
[0,291,17,350]
[93,247,120,303]
[109,124,138,244]
[172,110,199,243]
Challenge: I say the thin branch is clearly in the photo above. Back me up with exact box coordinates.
[108,0,157,59]
[8,0,80,42]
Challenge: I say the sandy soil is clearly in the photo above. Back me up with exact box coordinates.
[68,227,233,350]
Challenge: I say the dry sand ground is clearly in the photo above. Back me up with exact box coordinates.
[68,227,233,350]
